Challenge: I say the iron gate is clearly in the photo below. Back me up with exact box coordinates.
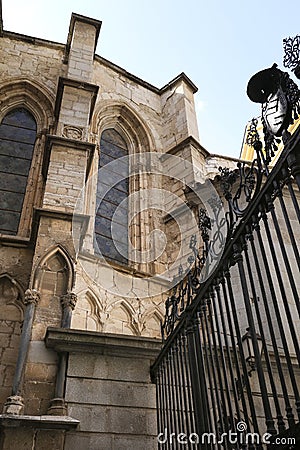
[151,119,300,449]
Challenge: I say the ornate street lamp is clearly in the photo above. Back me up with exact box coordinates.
[246,62,300,163]
[235,328,263,399]
[241,327,263,374]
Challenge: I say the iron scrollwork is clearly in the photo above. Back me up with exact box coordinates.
[161,208,210,341]
[161,200,225,341]
[283,35,300,78]
[161,62,300,342]
[217,158,260,229]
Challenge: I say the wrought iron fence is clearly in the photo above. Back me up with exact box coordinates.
[151,119,300,449]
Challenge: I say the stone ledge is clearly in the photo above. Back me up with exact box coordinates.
[45,327,162,359]
[0,234,31,247]
[160,72,198,94]
[33,207,90,223]
[162,135,209,159]
[0,414,79,430]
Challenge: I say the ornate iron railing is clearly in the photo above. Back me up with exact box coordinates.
[152,73,300,448]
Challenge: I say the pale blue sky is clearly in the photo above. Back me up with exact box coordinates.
[2,0,300,157]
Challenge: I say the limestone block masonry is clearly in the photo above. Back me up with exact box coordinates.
[0,8,243,450]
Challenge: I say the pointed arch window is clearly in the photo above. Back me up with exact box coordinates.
[0,108,37,235]
[95,129,129,265]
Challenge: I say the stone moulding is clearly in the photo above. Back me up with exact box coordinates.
[163,135,209,158]
[45,327,162,359]
[0,414,79,430]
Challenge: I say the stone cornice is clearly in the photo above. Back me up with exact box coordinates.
[1,30,65,49]
[45,327,162,359]
[34,207,89,223]
[162,135,210,159]
[0,2,3,37]
[0,414,79,430]
[1,29,198,98]
[160,72,198,94]
[95,55,198,96]
[0,234,31,248]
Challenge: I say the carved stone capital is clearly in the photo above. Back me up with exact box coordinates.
[24,289,40,306]
[60,292,77,310]
[3,395,24,415]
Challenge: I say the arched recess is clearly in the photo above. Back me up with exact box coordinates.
[91,102,155,153]
[104,299,138,335]
[21,246,74,415]
[0,78,54,130]
[141,308,164,338]
[0,78,55,237]
[0,274,25,410]
[71,288,104,332]
[31,246,74,331]
[33,245,74,291]
[90,102,157,272]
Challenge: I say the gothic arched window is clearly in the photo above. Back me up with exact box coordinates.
[0,108,37,235]
[95,129,129,265]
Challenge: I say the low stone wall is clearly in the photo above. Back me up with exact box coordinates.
[46,328,161,450]
[0,330,160,449]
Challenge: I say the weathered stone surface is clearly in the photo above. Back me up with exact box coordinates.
[64,432,113,450]
[65,378,156,408]
[68,352,152,382]
[67,403,156,435]
[0,427,34,450]
[1,6,298,450]
[35,429,65,450]
[61,333,158,446]
[1,8,198,448]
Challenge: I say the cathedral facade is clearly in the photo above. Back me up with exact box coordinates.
[0,10,240,449]
[1,8,299,450]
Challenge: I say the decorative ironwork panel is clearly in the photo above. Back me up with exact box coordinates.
[153,64,300,449]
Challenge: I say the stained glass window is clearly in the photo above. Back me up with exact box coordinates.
[0,108,37,235]
[95,129,129,265]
